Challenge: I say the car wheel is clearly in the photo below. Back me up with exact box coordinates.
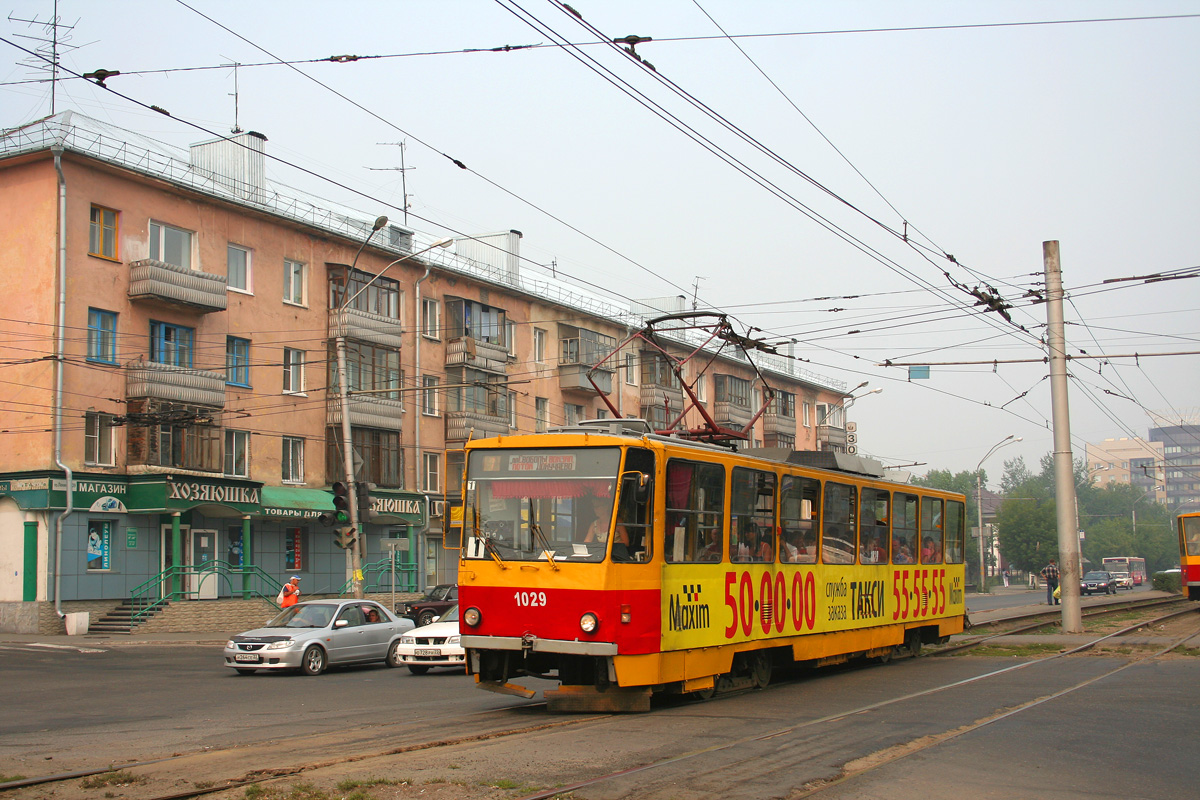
[408,665,430,675]
[302,646,326,675]
[417,609,437,627]
[385,641,402,668]
[235,668,257,675]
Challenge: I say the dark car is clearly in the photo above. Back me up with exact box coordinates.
[398,583,458,626]
[1081,570,1117,595]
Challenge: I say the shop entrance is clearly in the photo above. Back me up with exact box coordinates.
[160,524,219,599]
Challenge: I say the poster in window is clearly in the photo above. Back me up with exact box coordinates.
[87,520,111,571]
[227,528,244,567]
[285,527,303,571]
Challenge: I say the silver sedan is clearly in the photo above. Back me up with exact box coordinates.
[223,599,415,675]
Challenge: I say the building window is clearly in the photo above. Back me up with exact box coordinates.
[534,328,547,362]
[423,452,441,493]
[150,403,220,471]
[283,348,305,394]
[694,374,706,402]
[422,297,440,338]
[149,221,193,269]
[87,308,118,364]
[224,429,249,477]
[422,376,439,416]
[227,244,251,292]
[444,298,506,346]
[326,427,402,487]
[535,397,549,432]
[775,391,796,418]
[282,436,305,483]
[641,352,679,388]
[625,353,637,385]
[87,520,112,571]
[330,341,401,400]
[84,411,115,466]
[283,259,306,305]
[150,321,194,367]
[284,527,304,571]
[714,374,751,406]
[89,206,118,260]
[509,391,518,428]
[329,266,400,319]
[505,320,517,357]
[803,402,812,427]
[226,337,251,387]
[566,404,584,425]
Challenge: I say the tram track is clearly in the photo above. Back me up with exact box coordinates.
[4,601,1195,800]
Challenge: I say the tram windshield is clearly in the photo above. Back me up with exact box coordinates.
[463,447,623,562]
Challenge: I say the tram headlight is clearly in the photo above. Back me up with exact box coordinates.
[463,606,482,627]
[580,612,599,634]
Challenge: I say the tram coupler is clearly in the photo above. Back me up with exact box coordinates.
[544,684,652,713]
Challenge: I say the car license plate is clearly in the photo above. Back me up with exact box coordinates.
[414,648,441,657]
[234,653,262,663]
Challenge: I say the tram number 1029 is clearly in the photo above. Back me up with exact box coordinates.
[723,571,818,638]
[892,567,947,620]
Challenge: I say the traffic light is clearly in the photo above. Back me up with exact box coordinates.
[333,526,357,549]
[357,482,377,523]
[319,481,352,528]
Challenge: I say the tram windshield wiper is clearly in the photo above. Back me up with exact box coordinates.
[526,498,559,570]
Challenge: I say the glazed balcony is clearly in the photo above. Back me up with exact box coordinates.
[445,408,510,441]
[444,337,508,374]
[327,394,406,432]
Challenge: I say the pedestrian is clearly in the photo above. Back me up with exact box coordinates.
[279,575,301,608]
[1040,559,1060,605]
[1002,569,1010,588]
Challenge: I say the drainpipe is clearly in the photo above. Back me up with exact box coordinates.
[51,146,73,619]
[414,263,432,589]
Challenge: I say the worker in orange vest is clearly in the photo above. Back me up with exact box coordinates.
[280,576,302,608]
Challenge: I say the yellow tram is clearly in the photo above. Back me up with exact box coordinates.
[1178,511,1200,600]
[453,418,967,712]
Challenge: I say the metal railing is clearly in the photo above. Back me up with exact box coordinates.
[335,555,419,597]
[129,561,282,623]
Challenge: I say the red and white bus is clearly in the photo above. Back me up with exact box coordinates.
[1101,556,1148,587]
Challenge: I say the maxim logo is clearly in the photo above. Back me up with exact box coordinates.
[668,583,711,632]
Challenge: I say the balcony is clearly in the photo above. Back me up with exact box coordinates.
[128,259,227,313]
[762,412,795,436]
[445,337,508,374]
[713,400,753,430]
[639,383,684,420]
[818,424,848,451]
[328,307,404,350]
[558,363,613,395]
[327,395,406,432]
[445,408,509,441]
[126,359,226,407]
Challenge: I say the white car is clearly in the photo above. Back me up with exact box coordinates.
[1110,572,1134,590]
[393,605,465,674]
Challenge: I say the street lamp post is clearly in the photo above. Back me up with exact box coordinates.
[975,435,1022,593]
[334,224,452,598]
[1132,485,1166,538]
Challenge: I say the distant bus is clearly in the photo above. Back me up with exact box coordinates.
[1102,557,1148,586]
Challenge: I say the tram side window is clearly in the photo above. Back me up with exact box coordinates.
[821,482,857,564]
[780,474,819,563]
[665,459,725,563]
[892,494,918,564]
[614,447,655,563]
[859,488,890,564]
[731,468,777,562]
[944,500,965,563]
[920,497,944,564]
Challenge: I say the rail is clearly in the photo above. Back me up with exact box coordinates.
[129,561,283,622]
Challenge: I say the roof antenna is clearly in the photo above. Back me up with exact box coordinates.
[222,59,243,134]
[691,276,706,310]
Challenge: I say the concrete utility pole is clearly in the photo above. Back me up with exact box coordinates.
[1044,241,1082,633]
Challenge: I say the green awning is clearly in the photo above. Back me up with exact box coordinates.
[260,486,333,520]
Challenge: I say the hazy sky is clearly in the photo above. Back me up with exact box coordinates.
[3,1,1197,486]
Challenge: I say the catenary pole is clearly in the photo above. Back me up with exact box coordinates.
[1044,241,1082,632]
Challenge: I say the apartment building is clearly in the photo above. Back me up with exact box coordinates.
[0,112,850,633]
[1084,437,1166,501]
